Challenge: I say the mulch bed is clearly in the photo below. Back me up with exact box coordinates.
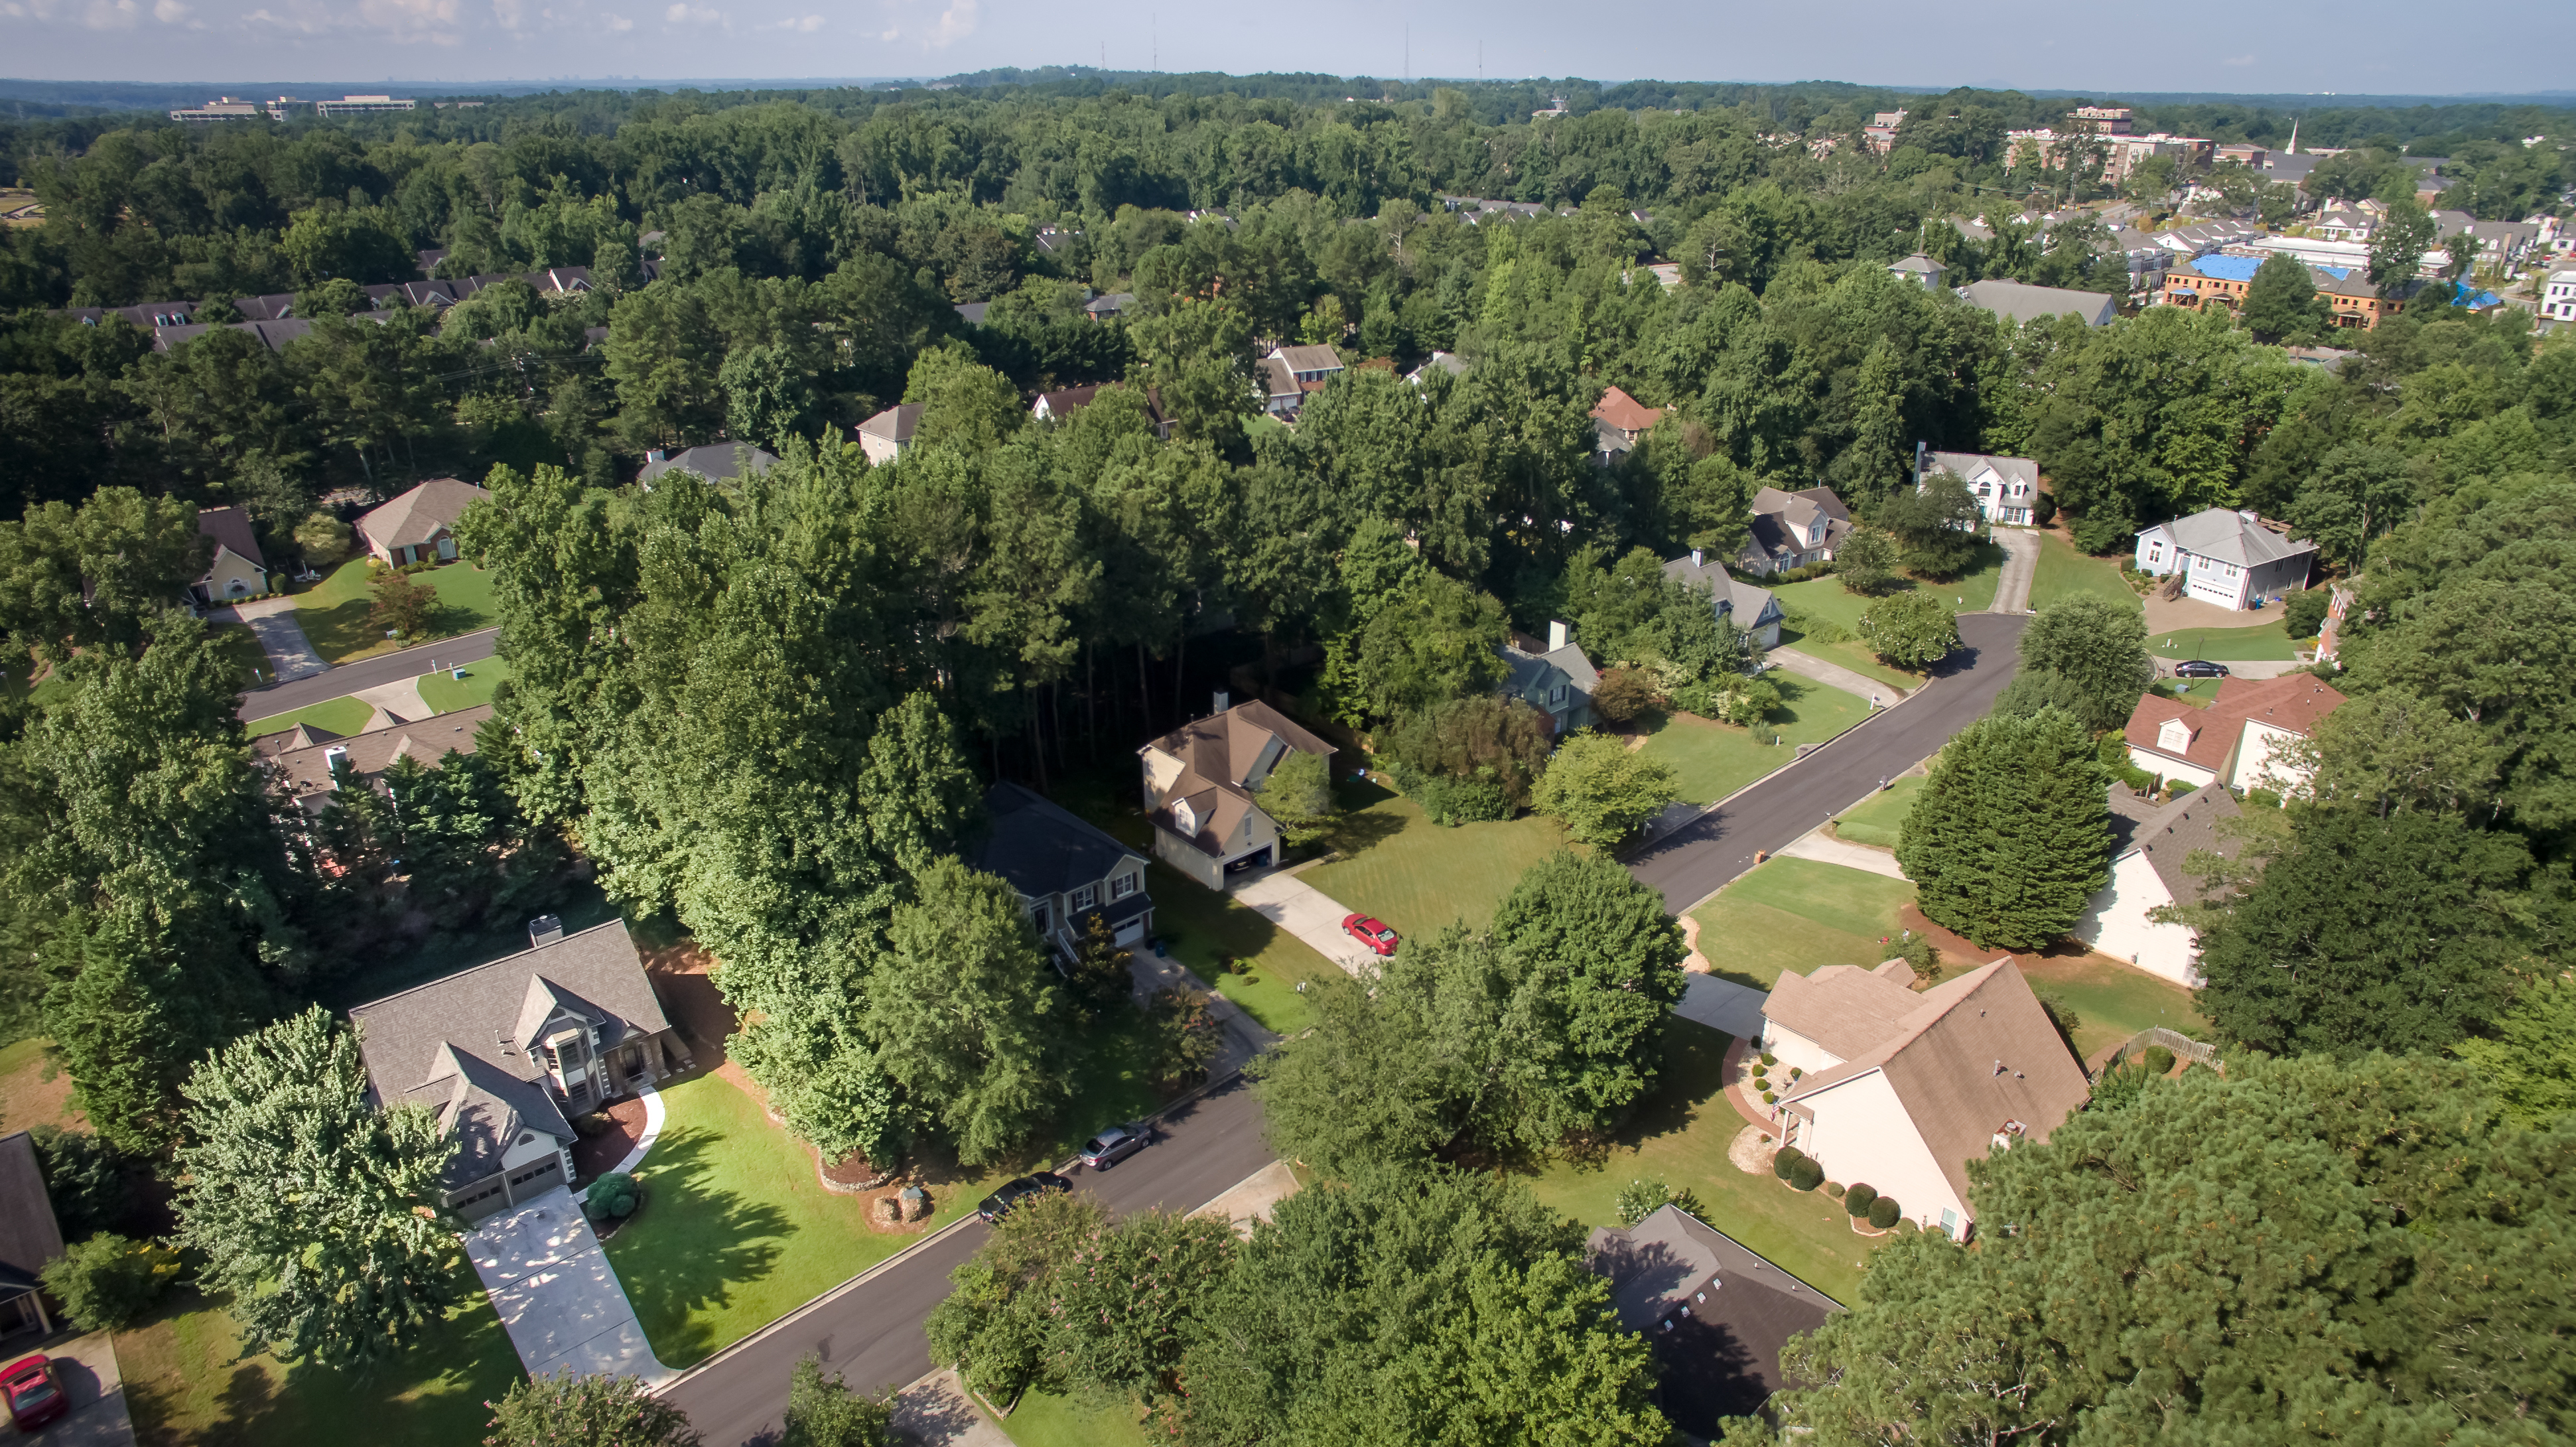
[571,1093,651,1184]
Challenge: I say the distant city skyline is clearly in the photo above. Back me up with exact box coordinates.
[2,0,2571,101]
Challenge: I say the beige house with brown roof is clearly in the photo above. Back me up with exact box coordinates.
[2124,675,2346,794]
[1138,696,1335,890]
[2074,783,2244,986]
[356,477,491,567]
[1760,958,2090,1241]
[257,703,494,813]
[350,918,683,1223]
[192,504,270,602]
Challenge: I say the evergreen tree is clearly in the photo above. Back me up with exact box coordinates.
[1897,711,2112,951]
[174,1008,462,1369]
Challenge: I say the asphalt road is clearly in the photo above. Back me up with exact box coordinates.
[660,1075,1276,1447]
[233,625,502,720]
[1626,612,2031,914]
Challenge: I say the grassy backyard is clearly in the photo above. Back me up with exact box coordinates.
[2027,533,2137,611]
[1004,1391,1155,1447]
[611,1018,1172,1369]
[243,695,375,739]
[1635,679,1869,805]
[1685,858,1918,989]
[1831,774,1925,849]
[1302,780,1573,940]
[2147,620,2304,662]
[118,1279,519,1447]
[293,559,498,664]
[418,656,512,713]
[2019,953,2213,1063]
[1521,1016,1887,1306]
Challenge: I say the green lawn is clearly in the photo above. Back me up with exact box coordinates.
[1003,1390,1155,1447]
[2147,620,2303,662]
[1832,774,1924,849]
[419,656,512,713]
[1521,1016,1887,1306]
[1302,780,1573,939]
[293,559,499,664]
[2019,953,2210,1064]
[1768,543,2004,636]
[611,1022,1172,1369]
[208,622,273,688]
[1637,678,1869,805]
[1684,858,1917,989]
[244,695,375,740]
[1771,624,1922,695]
[1144,857,1345,1035]
[117,1280,519,1447]
[2028,533,2139,612]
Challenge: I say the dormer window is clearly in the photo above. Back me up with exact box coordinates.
[2157,717,2197,754]
[1172,799,1200,837]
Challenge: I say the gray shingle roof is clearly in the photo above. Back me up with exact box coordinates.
[2128,781,2245,902]
[859,403,923,445]
[969,782,1144,900]
[2147,508,2317,568]
[1584,1204,1838,1428]
[638,442,780,486]
[1956,278,2119,327]
[0,1132,64,1296]
[1663,554,1781,631]
[348,920,671,1190]
[1501,636,1600,701]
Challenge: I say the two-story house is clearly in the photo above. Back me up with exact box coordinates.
[348,918,685,1223]
[1590,386,1664,461]
[1500,623,1600,733]
[2124,675,2346,795]
[857,402,924,464]
[1138,697,1336,890]
[1730,486,1854,576]
[1258,344,1345,416]
[2133,508,2318,611]
[971,782,1155,952]
[1917,448,2039,527]
[1662,551,1784,650]
[192,504,269,602]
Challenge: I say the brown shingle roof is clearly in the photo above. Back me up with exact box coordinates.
[1591,385,1663,433]
[2130,782,2244,903]
[356,478,490,552]
[195,504,266,574]
[1141,701,1335,856]
[1775,960,2092,1210]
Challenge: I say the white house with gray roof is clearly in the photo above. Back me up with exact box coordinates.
[1731,486,1853,575]
[971,782,1154,952]
[1956,277,2120,328]
[1663,551,1783,650]
[348,919,683,1223]
[2133,508,2317,610]
[1918,448,2039,527]
[1500,623,1600,733]
[2074,783,2242,987]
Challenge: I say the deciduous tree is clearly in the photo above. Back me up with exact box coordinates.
[1530,730,1679,845]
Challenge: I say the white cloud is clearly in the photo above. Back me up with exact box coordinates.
[2223,53,2255,66]
[923,0,970,46]
[239,0,460,40]
[767,9,818,28]
[604,7,630,25]
[151,0,188,19]
[82,0,137,28]
[663,1,716,19]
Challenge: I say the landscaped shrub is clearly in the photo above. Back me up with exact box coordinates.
[1789,1067,1802,1080]
[1759,1053,1776,1067]
[1868,1196,1901,1230]
[1845,1183,1879,1218]
[2143,1044,2177,1076]
[1382,760,1513,825]
[1615,1176,1705,1227]
[1789,1156,1826,1192]
[585,1171,640,1221]
[1761,1090,1777,1103]
[1771,1146,1806,1181]
[39,1233,180,1330]
[2283,586,2331,639]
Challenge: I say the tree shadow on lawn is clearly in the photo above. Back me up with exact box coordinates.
[612,1126,791,1367]
[1546,1016,1733,1175]
[1318,775,1408,856]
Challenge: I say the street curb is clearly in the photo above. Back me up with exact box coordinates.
[236,624,504,708]
[649,1066,1253,1399]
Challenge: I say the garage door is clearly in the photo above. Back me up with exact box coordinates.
[1115,918,1147,947]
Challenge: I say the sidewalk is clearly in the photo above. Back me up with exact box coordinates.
[1990,528,2039,615]
[1769,647,1902,705]
[217,596,328,684]
[1228,870,1382,976]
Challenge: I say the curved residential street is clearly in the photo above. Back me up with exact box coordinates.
[1625,612,2031,914]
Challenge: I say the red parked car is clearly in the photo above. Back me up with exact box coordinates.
[1341,914,1400,956]
[1,1354,67,1433]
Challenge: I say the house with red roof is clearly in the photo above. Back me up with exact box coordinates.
[1590,385,1663,460]
[2124,674,2346,794]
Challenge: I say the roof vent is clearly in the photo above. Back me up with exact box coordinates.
[1993,1060,2007,1075]
[527,914,565,947]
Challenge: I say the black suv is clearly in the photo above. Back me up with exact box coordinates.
[976,1172,1071,1223]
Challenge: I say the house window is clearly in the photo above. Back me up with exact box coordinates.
[1940,1207,1960,1239]
[1110,872,1138,902]
[1071,884,1097,911]
[1548,681,1568,707]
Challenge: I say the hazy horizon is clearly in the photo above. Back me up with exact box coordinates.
[2,0,2570,102]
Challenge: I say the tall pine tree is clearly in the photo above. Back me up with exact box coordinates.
[1897,709,2112,951]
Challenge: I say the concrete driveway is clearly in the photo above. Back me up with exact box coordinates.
[467,1187,671,1383]
[1991,528,2040,614]
[1229,870,1382,975]
[1768,648,1902,705]
[19,1330,133,1447]
[216,596,328,684]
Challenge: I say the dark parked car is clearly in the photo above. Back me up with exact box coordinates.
[2173,659,2230,679]
[1,1354,66,1433]
[1342,914,1400,956]
[1079,1122,1150,1170]
[976,1172,1071,1223]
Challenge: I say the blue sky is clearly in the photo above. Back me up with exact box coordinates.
[3,0,2570,98]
